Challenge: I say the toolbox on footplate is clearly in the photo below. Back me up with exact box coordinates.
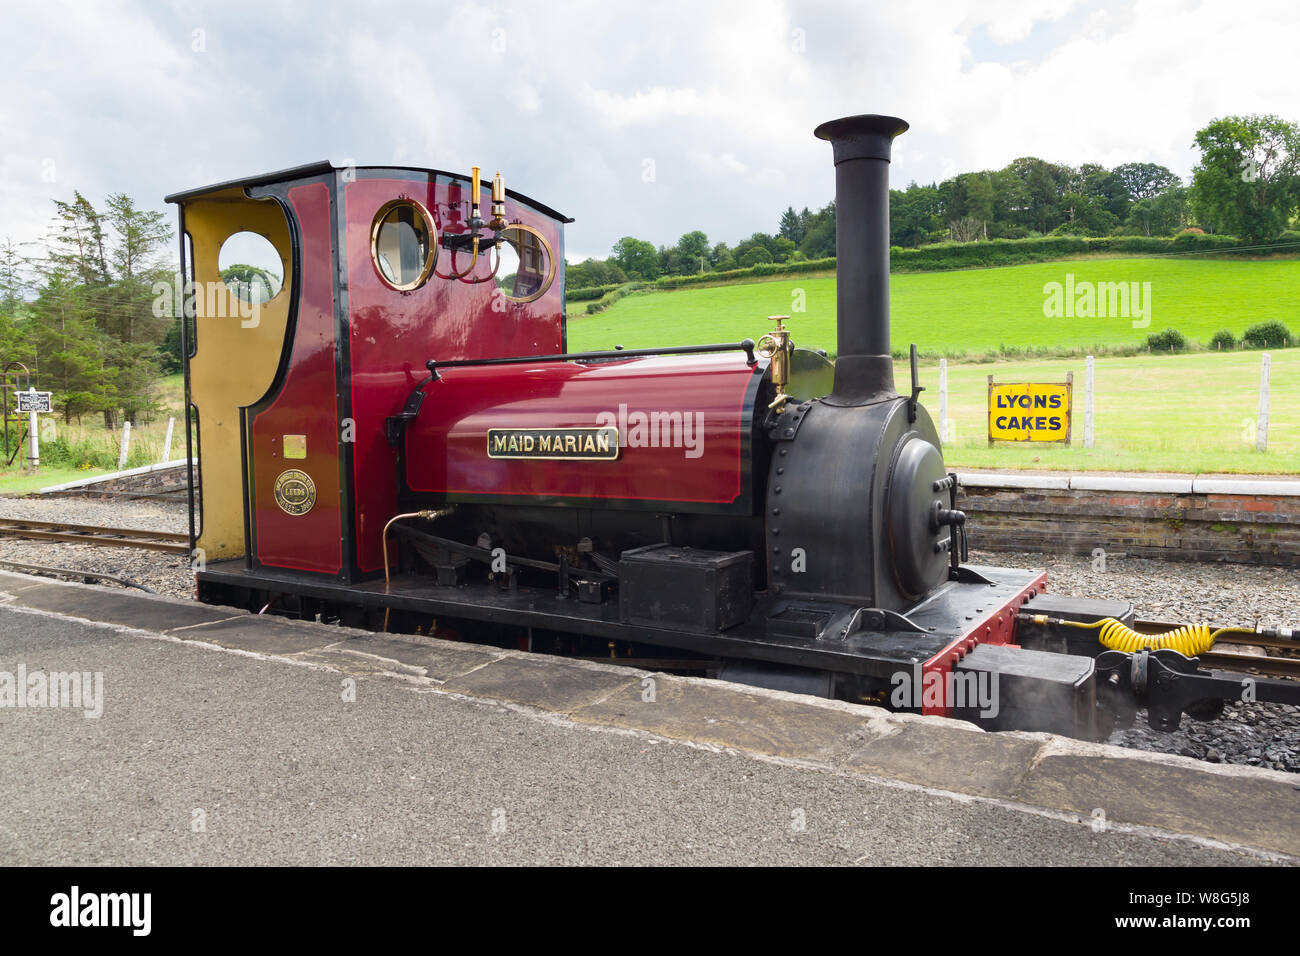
[619,545,754,632]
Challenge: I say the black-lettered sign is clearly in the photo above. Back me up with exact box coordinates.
[987,375,1072,444]
[16,391,52,413]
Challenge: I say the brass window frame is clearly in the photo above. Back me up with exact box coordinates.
[370,198,438,292]
[495,222,556,304]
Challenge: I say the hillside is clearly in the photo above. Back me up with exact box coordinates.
[567,257,1300,356]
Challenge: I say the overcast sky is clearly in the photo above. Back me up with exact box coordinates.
[1,0,1297,263]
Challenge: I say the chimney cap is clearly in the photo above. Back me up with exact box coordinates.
[814,114,909,165]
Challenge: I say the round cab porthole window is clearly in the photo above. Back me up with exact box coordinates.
[371,200,437,291]
[218,231,285,304]
[494,224,555,303]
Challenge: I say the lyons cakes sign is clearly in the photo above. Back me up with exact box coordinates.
[987,374,1073,445]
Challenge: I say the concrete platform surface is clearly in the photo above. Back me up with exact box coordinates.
[0,570,1296,865]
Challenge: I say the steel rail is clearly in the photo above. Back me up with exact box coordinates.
[0,558,156,592]
[0,518,189,554]
[1133,619,1299,654]
[1198,652,1300,680]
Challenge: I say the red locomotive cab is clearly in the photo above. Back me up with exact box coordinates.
[341,169,571,574]
[169,161,576,581]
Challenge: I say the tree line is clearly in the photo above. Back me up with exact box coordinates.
[570,113,1300,288]
[0,192,177,426]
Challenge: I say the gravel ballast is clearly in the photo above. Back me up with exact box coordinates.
[0,495,193,598]
[2,495,1296,771]
[970,548,1300,773]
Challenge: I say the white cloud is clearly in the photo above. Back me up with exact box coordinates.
[0,0,1296,264]
[581,85,729,129]
[967,0,1080,44]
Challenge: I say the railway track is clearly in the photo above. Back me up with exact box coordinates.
[1196,649,1300,680]
[1134,619,1300,681]
[0,518,189,555]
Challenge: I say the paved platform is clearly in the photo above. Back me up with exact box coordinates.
[0,570,1296,864]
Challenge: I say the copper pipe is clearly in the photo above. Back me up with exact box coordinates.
[381,510,439,632]
[442,233,480,280]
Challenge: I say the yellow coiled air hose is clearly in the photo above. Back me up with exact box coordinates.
[1060,618,1256,656]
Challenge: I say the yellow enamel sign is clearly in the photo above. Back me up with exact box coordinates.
[987,376,1073,444]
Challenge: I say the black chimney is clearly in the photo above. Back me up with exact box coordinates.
[813,114,909,405]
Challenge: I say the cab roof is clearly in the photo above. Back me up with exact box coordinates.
[165,160,573,223]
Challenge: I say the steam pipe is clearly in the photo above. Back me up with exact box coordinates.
[813,114,909,405]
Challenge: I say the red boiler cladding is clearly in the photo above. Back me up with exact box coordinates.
[402,354,765,512]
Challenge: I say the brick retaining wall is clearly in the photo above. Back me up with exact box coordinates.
[39,460,195,498]
[958,474,1300,567]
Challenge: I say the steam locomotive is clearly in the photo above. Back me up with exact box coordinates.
[167,114,1299,740]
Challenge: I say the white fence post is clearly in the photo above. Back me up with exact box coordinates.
[118,421,132,470]
[1257,353,1270,452]
[1084,355,1094,449]
[938,359,948,443]
[27,388,39,469]
[161,416,175,463]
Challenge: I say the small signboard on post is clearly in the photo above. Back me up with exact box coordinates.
[16,390,52,413]
[17,387,53,468]
[988,375,1073,445]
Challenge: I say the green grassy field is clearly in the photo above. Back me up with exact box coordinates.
[914,350,1298,474]
[0,466,110,496]
[567,257,1300,355]
[567,260,1299,474]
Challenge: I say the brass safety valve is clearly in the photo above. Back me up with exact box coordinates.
[488,170,507,231]
[756,315,793,412]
